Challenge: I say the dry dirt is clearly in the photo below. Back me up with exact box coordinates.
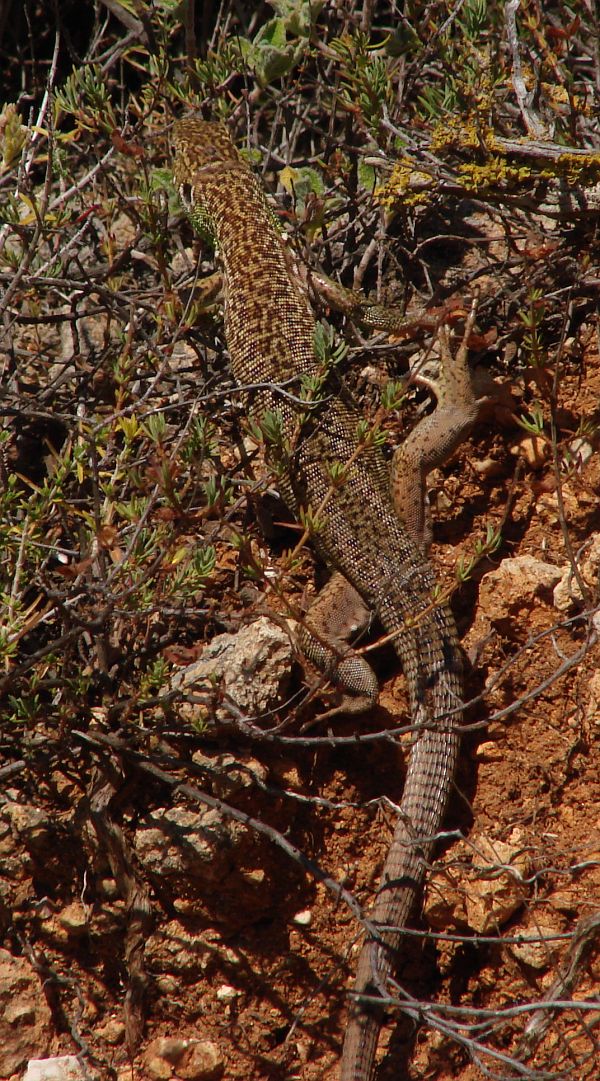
[1,331,599,1081]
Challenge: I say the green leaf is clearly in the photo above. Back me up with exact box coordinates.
[357,158,377,192]
[269,0,324,36]
[260,16,287,49]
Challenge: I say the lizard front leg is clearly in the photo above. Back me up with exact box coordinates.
[298,571,379,720]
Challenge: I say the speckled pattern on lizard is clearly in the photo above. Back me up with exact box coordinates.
[172,117,479,1081]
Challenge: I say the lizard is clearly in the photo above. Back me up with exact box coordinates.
[171,117,482,1081]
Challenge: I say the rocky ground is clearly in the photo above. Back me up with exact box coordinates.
[2,330,599,1080]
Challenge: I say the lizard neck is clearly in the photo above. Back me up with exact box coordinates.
[202,169,317,385]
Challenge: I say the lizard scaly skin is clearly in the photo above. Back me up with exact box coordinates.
[172,118,464,1081]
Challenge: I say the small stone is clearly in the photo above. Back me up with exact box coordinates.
[4,803,51,847]
[509,920,563,969]
[57,902,88,936]
[272,761,301,788]
[134,806,242,885]
[173,898,196,915]
[6,1000,36,1024]
[553,534,600,613]
[289,931,302,951]
[179,1041,224,1081]
[169,617,291,723]
[474,741,504,761]
[240,868,265,886]
[98,877,118,898]
[144,1056,171,1081]
[509,435,548,468]
[471,456,503,477]
[150,1036,188,1064]
[568,436,594,466]
[424,865,467,930]
[190,752,268,797]
[216,984,238,1003]
[295,1038,313,1064]
[586,673,600,726]
[479,556,561,627]
[23,1057,85,1081]
[553,569,581,612]
[143,1036,190,1079]
[465,832,530,933]
[292,909,312,927]
[97,1017,125,1045]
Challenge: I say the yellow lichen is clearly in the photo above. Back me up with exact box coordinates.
[431,107,495,156]
[458,156,533,192]
[376,158,433,209]
[555,152,600,187]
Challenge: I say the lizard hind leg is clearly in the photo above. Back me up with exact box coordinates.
[390,298,483,551]
[298,571,379,721]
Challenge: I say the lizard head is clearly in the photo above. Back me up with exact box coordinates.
[172,119,242,180]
